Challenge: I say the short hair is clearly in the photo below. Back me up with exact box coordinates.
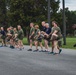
[52,21,59,25]
[35,25,39,28]
[30,22,34,26]
[9,26,13,29]
[46,23,49,26]
[42,21,46,24]
[17,25,21,27]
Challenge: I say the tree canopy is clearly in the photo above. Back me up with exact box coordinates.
[8,0,60,26]
[0,0,76,35]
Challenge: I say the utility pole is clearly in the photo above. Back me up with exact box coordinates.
[62,0,66,45]
[48,0,51,26]
[3,0,7,27]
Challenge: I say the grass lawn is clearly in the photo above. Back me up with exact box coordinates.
[23,37,76,50]
[62,37,76,49]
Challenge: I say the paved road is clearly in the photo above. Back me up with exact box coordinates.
[0,46,76,75]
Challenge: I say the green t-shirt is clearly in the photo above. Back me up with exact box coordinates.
[35,29,40,36]
[30,27,35,35]
[34,29,40,40]
[9,29,14,37]
[51,26,61,36]
[18,29,24,39]
[10,29,14,35]
[14,31,18,34]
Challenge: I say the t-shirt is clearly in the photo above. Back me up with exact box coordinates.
[30,27,35,35]
[18,29,24,38]
[34,29,40,40]
[41,26,46,32]
[45,27,51,34]
[35,29,40,35]
[51,26,61,36]
[0,30,6,36]
[10,29,14,35]
[14,31,18,34]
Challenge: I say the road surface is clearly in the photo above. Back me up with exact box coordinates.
[0,46,76,75]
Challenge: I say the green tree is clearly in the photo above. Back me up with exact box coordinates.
[0,0,7,27]
[8,0,60,27]
[58,8,76,35]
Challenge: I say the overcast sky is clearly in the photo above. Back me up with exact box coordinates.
[60,0,76,11]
